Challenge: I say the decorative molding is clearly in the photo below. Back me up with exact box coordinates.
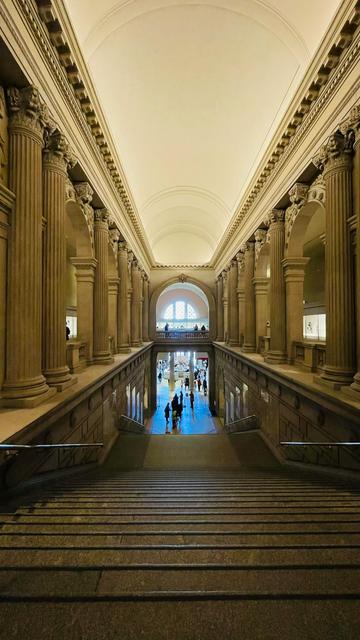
[11,0,151,266]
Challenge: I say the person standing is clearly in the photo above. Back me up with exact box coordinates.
[190,391,194,410]
[164,402,170,426]
[203,378,207,396]
[197,378,201,392]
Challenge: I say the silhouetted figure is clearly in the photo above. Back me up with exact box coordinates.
[197,378,201,392]
[201,325,206,331]
[171,394,179,412]
[190,391,194,410]
[164,323,169,331]
[203,378,207,395]
[185,377,189,391]
[164,402,170,426]
[66,323,70,341]
[194,324,199,331]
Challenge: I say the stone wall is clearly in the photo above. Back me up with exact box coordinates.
[214,344,360,473]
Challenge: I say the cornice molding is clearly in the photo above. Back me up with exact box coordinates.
[11,0,153,271]
[152,264,214,270]
[213,0,360,270]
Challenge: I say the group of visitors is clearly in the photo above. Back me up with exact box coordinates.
[163,323,207,332]
[164,388,195,431]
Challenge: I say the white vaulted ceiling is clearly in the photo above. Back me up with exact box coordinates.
[64,0,343,265]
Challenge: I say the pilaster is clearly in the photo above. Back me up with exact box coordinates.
[222,269,229,343]
[117,241,131,353]
[242,242,256,352]
[142,273,150,342]
[253,276,269,352]
[216,276,224,341]
[131,258,141,347]
[108,275,119,354]
[283,257,310,363]
[228,259,239,346]
[237,251,245,347]
[265,209,287,364]
[71,257,97,364]
[42,128,76,390]
[93,208,113,363]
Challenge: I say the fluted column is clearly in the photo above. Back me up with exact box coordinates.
[2,86,55,406]
[283,257,309,362]
[108,276,119,354]
[265,209,287,364]
[253,277,269,352]
[127,251,133,346]
[216,276,224,341]
[228,259,239,346]
[349,108,360,394]
[222,270,229,343]
[139,271,144,345]
[242,242,256,352]
[237,252,245,346]
[318,131,355,386]
[93,209,113,363]
[169,351,175,389]
[117,241,131,353]
[42,129,75,390]
[131,258,141,347]
[142,274,150,342]
[70,257,96,363]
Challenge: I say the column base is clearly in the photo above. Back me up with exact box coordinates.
[228,339,239,347]
[242,343,256,353]
[131,341,142,348]
[0,375,57,408]
[316,365,355,390]
[264,350,287,364]
[93,352,114,365]
[44,367,77,392]
[118,345,131,354]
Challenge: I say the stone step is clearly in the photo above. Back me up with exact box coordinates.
[0,567,359,598]
[1,533,360,548]
[28,497,360,505]
[3,522,360,534]
[15,506,360,516]
[0,547,359,568]
[0,599,358,640]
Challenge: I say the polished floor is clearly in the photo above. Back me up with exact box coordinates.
[147,379,220,435]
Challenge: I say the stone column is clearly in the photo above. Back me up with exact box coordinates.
[142,274,150,342]
[169,351,175,389]
[265,209,287,364]
[42,129,75,390]
[189,351,195,389]
[131,258,141,347]
[70,257,96,363]
[349,108,360,394]
[318,131,355,387]
[222,269,229,343]
[253,276,269,352]
[216,276,224,341]
[139,270,144,345]
[2,86,55,406]
[108,276,119,354]
[117,241,130,353]
[242,242,256,352]
[93,209,113,363]
[127,252,133,347]
[228,259,239,346]
[237,252,245,346]
[283,257,309,362]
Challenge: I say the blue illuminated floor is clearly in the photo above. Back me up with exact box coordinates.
[147,379,221,435]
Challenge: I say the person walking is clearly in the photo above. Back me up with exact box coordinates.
[203,378,207,396]
[190,391,194,410]
[164,402,170,426]
[197,378,201,392]
[171,393,179,412]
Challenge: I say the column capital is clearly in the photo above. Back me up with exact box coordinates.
[316,130,354,172]
[348,104,360,146]
[75,181,93,205]
[71,256,97,282]
[94,208,110,226]
[43,128,75,173]
[269,208,285,224]
[7,86,47,139]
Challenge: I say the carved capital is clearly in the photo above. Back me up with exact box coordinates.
[118,240,128,254]
[43,128,74,172]
[316,130,354,171]
[288,183,308,206]
[7,86,47,137]
[348,105,360,145]
[75,181,93,205]
[270,208,285,225]
[94,208,109,225]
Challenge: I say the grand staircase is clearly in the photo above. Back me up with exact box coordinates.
[0,433,360,639]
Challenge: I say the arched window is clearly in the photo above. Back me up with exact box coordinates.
[164,301,197,321]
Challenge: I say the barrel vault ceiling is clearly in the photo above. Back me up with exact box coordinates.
[63,0,343,265]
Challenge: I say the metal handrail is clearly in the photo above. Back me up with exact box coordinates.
[120,415,144,428]
[281,441,360,447]
[0,443,103,451]
[226,415,257,427]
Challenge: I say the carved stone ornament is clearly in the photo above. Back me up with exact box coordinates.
[236,251,245,272]
[347,104,360,145]
[179,273,187,283]
[74,182,95,254]
[118,240,128,253]
[315,130,355,171]
[65,177,76,202]
[43,128,75,171]
[254,229,266,265]
[289,183,308,207]
[270,209,285,225]
[7,85,48,135]
[94,208,110,225]
[109,226,120,257]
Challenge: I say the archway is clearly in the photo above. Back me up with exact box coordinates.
[149,276,216,339]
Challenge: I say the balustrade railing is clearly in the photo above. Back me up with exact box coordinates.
[156,330,210,340]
